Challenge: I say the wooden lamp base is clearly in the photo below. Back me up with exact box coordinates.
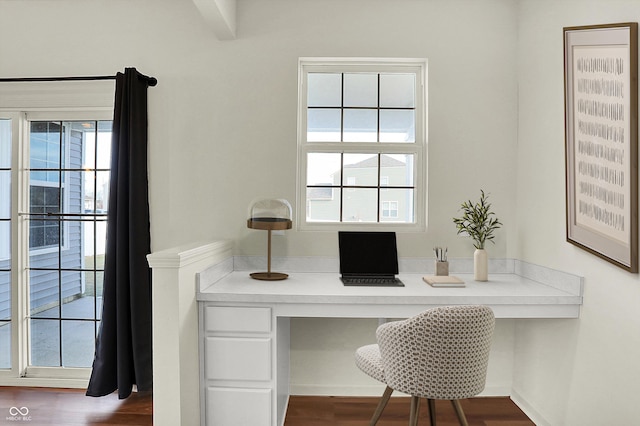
[250,272,289,281]
[247,217,292,281]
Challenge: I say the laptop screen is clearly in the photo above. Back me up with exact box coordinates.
[338,231,399,276]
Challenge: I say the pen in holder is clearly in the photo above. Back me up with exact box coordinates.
[434,247,449,276]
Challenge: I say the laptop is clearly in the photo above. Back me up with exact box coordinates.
[338,231,404,287]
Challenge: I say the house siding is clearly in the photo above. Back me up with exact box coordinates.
[0,125,86,319]
[0,261,8,320]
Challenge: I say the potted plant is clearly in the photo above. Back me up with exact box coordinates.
[452,190,501,281]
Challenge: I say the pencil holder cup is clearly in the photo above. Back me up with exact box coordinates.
[435,261,449,276]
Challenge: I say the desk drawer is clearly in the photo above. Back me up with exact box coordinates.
[205,306,271,333]
[206,387,271,426]
[205,336,271,381]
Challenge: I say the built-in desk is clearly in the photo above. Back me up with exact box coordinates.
[197,267,583,426]
[199,271,582,318]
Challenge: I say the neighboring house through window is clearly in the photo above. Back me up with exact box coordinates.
[29,121,67,251]
[382,201,399,219]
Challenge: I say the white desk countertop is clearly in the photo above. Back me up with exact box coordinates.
[197,271,583,319]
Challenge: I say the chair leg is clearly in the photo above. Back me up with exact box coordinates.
[369,386,394,426]
[451,400,469,426]
[427,398,436,426]
[409,396,421,426]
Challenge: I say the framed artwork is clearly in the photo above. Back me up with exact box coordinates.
[564,23,638,272]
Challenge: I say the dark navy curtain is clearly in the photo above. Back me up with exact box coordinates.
[87,68,156,399]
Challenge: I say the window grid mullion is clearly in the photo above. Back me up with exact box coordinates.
[339,152,344,222]
[377,73,381,143]
[92,122,99,331]
[57,122,64,367]
[376,154,381,222]
[29,267,102,272]
[29,168,110,172]
[340,73,345,143]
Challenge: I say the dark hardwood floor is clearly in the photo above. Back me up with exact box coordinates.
[0,387,152,426]
[285,395,536,426]
[0,387,534,426]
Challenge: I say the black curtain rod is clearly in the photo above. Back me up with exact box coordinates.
[0,73,157,86]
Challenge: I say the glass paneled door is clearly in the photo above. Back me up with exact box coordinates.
[27,120,112,369]
[0,116,113,377]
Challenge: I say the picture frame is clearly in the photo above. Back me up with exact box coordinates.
[564,22,638,272]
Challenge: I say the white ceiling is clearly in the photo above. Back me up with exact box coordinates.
[191,0,237,40]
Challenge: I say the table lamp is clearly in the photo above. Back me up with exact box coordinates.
[247,198,292,280]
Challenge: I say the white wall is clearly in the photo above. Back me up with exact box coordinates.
[0,0,518,402]
[0,0,521,400]
[210,0,521,398]
[515,1,640,425]
[216,0,519,260]
[0,0,518,256]
[7,1,640,425]
[290,316,516,396]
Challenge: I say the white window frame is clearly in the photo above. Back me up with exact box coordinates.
[0,78,114,386]
[296,57,427,232]
[27,113,111,382]
[2,111,112,384]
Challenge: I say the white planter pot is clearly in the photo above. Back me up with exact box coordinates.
[474,248,488,281]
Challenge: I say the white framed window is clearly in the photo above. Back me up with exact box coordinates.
[297,58,427,230]
[0,79,114,383]
[0,113,112,380]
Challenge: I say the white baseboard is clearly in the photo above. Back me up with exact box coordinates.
[511,389,552,426]
[291,384,388,396]
[290,384,511,398]
[481,385,512,397]
[0,377,88,388]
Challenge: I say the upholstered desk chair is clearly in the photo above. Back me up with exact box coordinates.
[355,305,495,426]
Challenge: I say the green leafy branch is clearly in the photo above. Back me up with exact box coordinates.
[452,190,502,250]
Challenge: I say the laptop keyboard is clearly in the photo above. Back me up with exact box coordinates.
[341,277,404,287]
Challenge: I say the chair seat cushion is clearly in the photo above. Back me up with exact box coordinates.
[355,344,385,383]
